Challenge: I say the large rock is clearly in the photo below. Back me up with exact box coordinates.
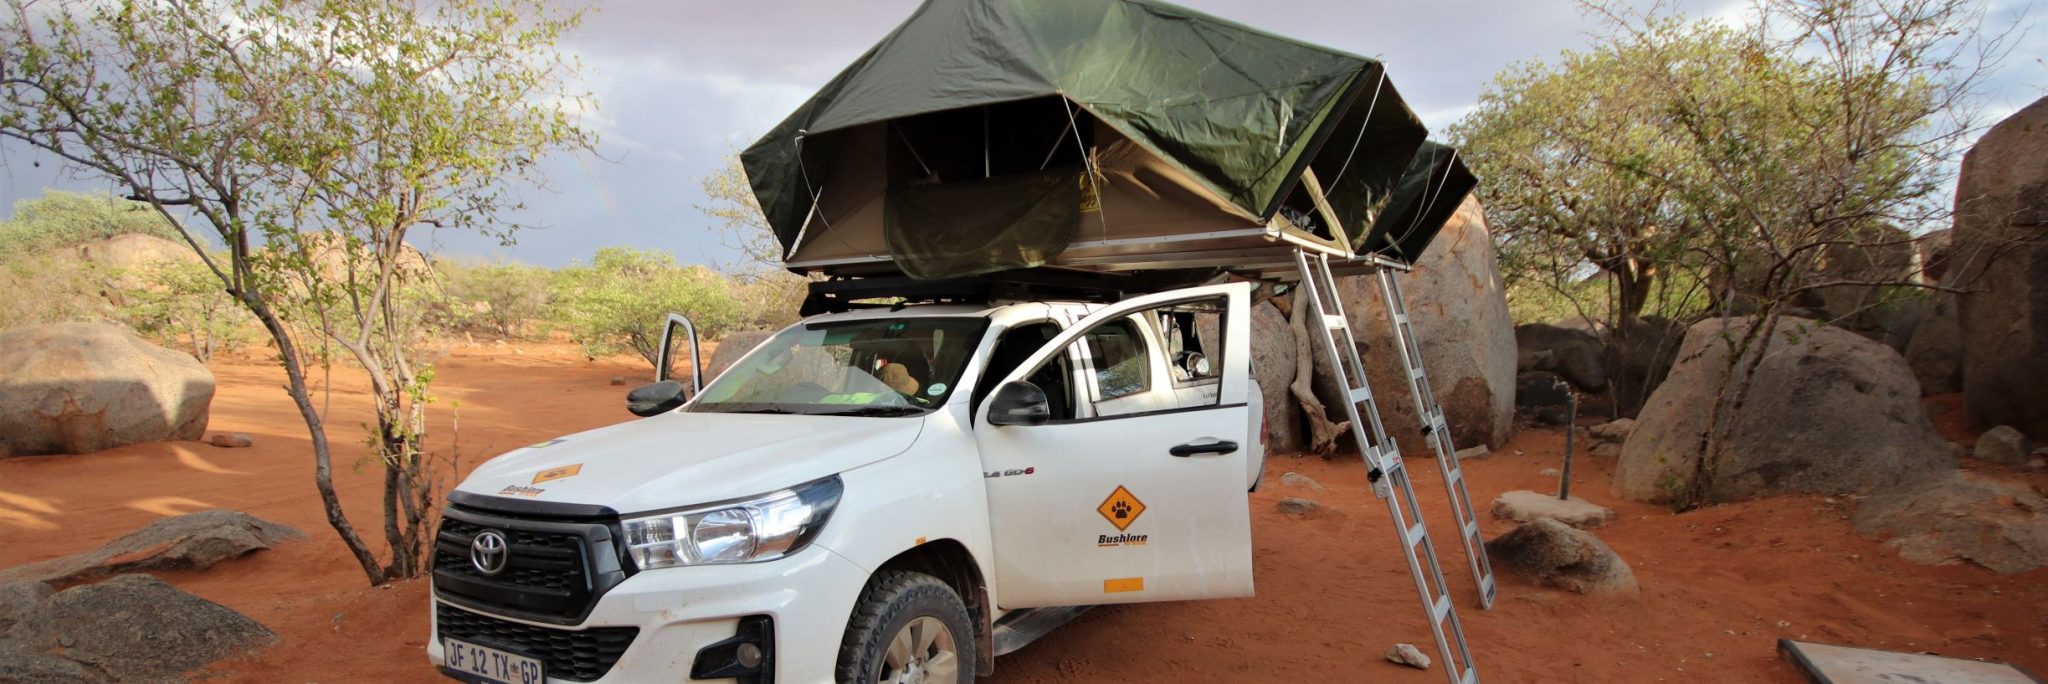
[1952,96,2048,436]
[1904,292,1963,395]
[1336,197,1517,449]
[704,329,776,381]
[1247,300,1304,453]
[3,574,275,682]
[1486,519,1637,595]
[1515,323,1607,392]
[0,323,215,457]
[0,511,302,586]
[1853,471,2048,573]
[1974,426,2032,466]
[1614,316,1954,503]
[1610,316,1685,416]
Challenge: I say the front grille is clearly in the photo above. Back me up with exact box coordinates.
[437,602,637,682]
[435,518,584,593]
[431,504,629,625]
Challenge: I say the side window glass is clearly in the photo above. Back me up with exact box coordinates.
[1084,319,1150,401]
[1158,310,1222,384]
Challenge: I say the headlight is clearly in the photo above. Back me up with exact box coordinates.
[621,476,843,570]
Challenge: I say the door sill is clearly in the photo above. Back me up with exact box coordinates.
[991,605,1096,656]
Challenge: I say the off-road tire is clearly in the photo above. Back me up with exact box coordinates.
[835,570,976,684]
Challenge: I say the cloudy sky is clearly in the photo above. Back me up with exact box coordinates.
[2,0,2042,267]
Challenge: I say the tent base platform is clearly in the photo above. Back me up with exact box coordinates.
[1779,639,2042,684]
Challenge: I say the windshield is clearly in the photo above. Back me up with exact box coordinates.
[690,316,990,416]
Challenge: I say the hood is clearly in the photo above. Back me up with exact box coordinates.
[455,411,926,515]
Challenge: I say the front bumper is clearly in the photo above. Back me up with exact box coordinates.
[430,544,870,684]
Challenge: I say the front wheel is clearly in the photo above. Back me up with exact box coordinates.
[836,571,975,684]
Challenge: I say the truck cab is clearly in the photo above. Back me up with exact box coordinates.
[429,282,1265,684]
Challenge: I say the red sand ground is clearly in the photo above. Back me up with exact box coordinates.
[2,345,2043,683]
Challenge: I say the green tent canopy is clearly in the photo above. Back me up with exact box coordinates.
[742,0,1467,280]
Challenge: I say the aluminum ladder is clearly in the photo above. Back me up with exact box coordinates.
[1375,268,1500,610]
[1294,250,1479,684]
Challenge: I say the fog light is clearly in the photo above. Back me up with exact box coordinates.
[690,615,774,683]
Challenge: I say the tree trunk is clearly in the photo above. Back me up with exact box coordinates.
[248,297,386,584]
[1287,293,1351,454]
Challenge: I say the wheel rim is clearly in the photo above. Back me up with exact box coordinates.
[879,615,958,684]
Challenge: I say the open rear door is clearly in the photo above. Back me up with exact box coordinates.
[974,282,1254,608]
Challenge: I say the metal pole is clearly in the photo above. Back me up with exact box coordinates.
[1559,386,1577,501]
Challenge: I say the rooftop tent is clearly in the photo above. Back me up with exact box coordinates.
[742,0,1442,281]
[1360,142,1477,265]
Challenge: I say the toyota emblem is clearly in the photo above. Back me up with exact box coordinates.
[470,529,509,575]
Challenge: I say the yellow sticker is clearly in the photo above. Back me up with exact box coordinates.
[1103,577,1145,593]
[1079,174,1101,213]
[532,464,583,484]
[1097,485,1146,531]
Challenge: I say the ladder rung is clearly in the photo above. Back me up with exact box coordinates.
[1459,667,1479,684]
[1349,386,1373,404]
[1445,468,1462,486]
[1431,594,1453,623]
[1410,368,1428,381]
[1463,520,1481,539]
[1404,521,1427,547]
[1321,314,1347,329]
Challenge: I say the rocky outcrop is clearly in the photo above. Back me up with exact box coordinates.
[1515,323,1606,392]
[704,330,776,381]
[1853,471,2048,573]
[0,510,302,586]
[0,574,275,682]
[1952,96,2048,435]
[1487,519,1637,595]
[0,322,215,457]
[1336,197,1517,449]
[74,234,197,271]
[1614,316,1954,503]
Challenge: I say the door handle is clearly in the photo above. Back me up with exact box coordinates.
[1170,440,1238,457]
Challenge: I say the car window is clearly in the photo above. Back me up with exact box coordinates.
[1158,309,1222,385]
[1084,319,1150,401]
[691,317,989,416]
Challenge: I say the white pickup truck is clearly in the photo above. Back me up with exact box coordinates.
[428,282,1267,684]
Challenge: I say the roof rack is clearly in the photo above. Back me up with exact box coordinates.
[799,267,1220,316]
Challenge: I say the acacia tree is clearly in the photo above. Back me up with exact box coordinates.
[0,0,594,582]
[1615,0,2010,508]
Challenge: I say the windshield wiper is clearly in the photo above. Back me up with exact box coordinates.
[717,407,798,414]
[818,406,926,417]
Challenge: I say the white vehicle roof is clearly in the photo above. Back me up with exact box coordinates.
[797,300,1109,328]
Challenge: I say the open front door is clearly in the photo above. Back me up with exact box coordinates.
[975,283,1254,608]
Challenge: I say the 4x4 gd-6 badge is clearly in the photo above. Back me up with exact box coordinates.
[1097,486,1146,531]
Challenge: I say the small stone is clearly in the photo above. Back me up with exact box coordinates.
[1975,426,2032,465]
[208,433,253,448]
[1539,468,1561,477]
[1454,445,1490,461]
[1590,442,1621,458]
[1276,498,1322,515]
[1279,472,1324,490]
[1588,418,1637,443]
[1492,490,1615,529]
[1387,643,1431,670]
[2027,457,2046,471]
[609,376,627,386]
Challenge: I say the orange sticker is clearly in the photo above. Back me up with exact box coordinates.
[1103,577,1145,593]
[1097,485,1146,531]
[532,464,582,484]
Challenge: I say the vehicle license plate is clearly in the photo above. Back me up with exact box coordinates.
[444,638,545,684]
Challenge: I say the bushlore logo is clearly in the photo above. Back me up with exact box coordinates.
[470,529,509,575]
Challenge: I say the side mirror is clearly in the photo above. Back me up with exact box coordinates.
[627,380,690,417]
[986,381,1050,427]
